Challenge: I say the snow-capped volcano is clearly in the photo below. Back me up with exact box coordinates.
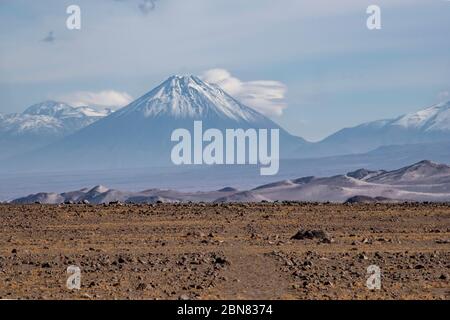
[0,101,112,159]
[1,112,63,136]
[4,75,307,171]
[24,101,111,119]
[298,100,450,158]
[391,101,450,131]
[1,100,112,136]
[114,75,269,123]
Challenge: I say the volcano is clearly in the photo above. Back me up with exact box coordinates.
[6,75,307,171]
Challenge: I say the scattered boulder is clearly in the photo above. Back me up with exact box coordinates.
[213,256,229,266]
[344,195,398,204]
[291,229,334,243]
[136,283,147,291]
[358,253,369,260]
[186,231,207,238]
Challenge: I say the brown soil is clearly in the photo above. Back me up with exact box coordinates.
[0,203,449,300]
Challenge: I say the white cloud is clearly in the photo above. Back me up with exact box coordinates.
[57,90,133,109]
[201,69,287,117]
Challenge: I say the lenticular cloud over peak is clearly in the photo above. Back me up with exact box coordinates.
[201,69,287,117]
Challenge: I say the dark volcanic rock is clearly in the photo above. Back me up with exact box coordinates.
[345,195,397,204]
[291,229,333,243]
[217,187,238,192]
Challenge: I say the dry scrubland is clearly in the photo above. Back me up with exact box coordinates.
[0,203,449,300]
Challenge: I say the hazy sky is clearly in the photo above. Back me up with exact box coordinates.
[0,0,449,141]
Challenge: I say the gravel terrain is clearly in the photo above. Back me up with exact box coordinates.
[0,203,449,300]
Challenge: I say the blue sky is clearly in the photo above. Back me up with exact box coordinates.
[0,0,449,141]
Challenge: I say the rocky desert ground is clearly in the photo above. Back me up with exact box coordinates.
[0,202,449,300]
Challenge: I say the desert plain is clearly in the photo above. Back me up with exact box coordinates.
[0,202,449,300]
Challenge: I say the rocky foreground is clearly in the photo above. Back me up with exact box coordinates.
[0,203,449,300]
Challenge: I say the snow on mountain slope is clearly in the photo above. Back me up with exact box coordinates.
[24,101,112,119]
[0,113,62,135]
[392,101,450,131]
[296,100,450,158]
[24,101,84,118]
[5,75,307,171]
[0,101,112,137]
[115,75,266,123]
[0,101,112,159]
[77,107,112,118]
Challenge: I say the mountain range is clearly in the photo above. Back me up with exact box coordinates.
[10,160,450,204]
[0,101,112,160]
[299,101,450,157]
[1,75,305,171]
[1,74,450,174]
